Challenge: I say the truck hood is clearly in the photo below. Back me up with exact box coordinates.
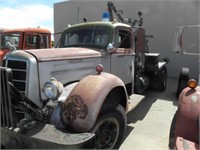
[26,47,102,62]
[0,49,10,61]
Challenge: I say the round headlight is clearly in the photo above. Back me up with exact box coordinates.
[43,78,63,100]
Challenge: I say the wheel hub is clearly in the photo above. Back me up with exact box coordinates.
[95,119,119,149]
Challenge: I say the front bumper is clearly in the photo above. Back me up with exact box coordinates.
[175,136,199,150]
[1,123,95,149]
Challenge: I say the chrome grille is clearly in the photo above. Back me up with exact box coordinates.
[7,60,27,95]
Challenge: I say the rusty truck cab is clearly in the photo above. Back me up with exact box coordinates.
[0,28,51,63]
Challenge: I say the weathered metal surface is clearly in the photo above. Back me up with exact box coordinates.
[27,47,101,61]
[38,56,101,100]
[175,136,199,150]
[2,28,51,34]
[175,86,200,145]
[0,67,18,128]
[127,94,145,113]
[62,72,128,132]
[1,124,95,149]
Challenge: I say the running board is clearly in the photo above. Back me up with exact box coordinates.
[127,94,145,113]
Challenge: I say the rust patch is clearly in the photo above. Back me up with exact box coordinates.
[62,95,88,124]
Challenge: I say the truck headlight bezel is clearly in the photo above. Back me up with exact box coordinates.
[43,78,63,101]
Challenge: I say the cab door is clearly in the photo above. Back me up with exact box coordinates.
[110,27,135,86]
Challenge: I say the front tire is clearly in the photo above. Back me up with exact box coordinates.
[90,104,127,149]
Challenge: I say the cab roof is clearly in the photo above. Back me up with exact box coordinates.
[2,28,51,34]
[65,21,132,30]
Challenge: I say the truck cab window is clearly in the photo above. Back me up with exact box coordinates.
[1,33,20,49]
[114,29,131,48]
[26,34,49,49]
[63,26,109,48]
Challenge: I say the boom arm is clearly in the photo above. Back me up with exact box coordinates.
[107,1,143,27]
[107,1,126,23]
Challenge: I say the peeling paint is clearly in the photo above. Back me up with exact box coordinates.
[191,95,198,103]
[62,95,88,124]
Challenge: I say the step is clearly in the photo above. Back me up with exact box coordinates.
[127,94,145,113]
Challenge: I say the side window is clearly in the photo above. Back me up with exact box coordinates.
[64,33,78,45]
[26,34,49,49]
[26,34,37,47]
[114,29,131,48]
[40,34,49,48]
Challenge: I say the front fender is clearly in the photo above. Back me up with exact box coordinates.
[176,86,200,144]
[61,72,128,132]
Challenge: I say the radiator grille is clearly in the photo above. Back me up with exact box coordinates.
[7,60,27,95]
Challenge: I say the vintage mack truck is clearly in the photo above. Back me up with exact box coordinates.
[1,1,168,149]
[169,25,200,149]
[0,27,51,65]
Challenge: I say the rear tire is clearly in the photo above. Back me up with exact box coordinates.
[90,104,127,149]
[176,68,189,97]
[157,66,167,92]
[150,66,167,92]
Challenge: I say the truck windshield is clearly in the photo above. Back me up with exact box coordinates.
[0,33,20,49]
[62,26,109,48]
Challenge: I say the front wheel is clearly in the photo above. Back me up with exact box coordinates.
[90,104,127,149]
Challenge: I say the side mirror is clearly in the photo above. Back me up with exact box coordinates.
[106,43,116,53]
[5,42,16,51]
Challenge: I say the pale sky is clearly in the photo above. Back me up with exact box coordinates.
[0,0,65,34]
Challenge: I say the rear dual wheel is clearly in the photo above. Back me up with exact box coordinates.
[157,66,167,91]
[150,66,167,92]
